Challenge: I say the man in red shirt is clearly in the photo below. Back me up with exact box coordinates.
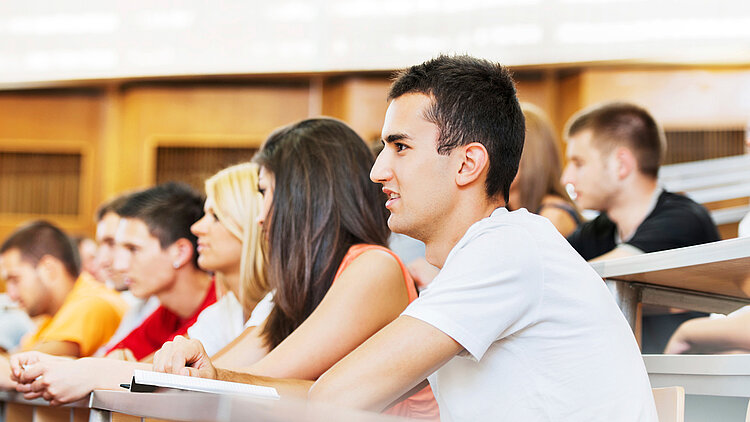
[105,183,216,361]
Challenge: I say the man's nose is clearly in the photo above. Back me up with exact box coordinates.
[370,149,392,184]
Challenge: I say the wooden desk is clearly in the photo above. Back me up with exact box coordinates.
[88,389,411,422]
[1,389,412,422]
[591,237,750,335]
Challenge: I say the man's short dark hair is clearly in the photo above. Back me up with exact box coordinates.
[95,193,132,222]
[0,220,80,278]
[565,102,666,179]
[388,54,525,202]
[116,182,204,268]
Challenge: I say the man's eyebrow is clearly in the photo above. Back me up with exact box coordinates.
[383,133,410,144]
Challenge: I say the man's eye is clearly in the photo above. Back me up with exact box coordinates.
[395,143,407,152]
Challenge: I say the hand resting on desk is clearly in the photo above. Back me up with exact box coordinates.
[10,351,86,405]
[152,335,218,379]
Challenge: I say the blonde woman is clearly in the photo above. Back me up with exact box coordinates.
[508,103,582,237]
[186,162,270,356]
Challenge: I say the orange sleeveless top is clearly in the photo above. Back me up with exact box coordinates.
[333,244,440,420]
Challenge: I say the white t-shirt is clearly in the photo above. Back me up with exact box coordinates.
[403,208,657,422]
[187,291,275,356]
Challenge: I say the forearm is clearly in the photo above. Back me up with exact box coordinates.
[678,316,750,353]
[215,368,313,399]
[81,358,152,391]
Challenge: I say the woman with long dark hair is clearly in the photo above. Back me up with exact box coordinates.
[159,117,439,418]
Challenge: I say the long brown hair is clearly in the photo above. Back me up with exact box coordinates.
[254,118,390,349]
[516,103,580,217]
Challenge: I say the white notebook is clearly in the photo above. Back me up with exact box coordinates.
[130,369,279,400]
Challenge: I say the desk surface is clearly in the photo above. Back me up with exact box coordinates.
[591,237,750,299]
[0,391,87,408]
[89,389,412,422]
[644,354,750,397]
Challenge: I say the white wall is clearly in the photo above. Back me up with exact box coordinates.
[1,0,749,86]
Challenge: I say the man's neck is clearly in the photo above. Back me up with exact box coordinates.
[157,267,212,320]
[48,275,77,316]
[423,195,503,269]
[606,178,660,242]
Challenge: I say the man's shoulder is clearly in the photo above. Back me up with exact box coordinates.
[571,212,616,238]
[648,190,716,225]
[627,190,720,252]
[66,275,128,314]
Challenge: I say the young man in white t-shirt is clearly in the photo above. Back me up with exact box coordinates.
[39,55,655,420]
[310,55,657,420]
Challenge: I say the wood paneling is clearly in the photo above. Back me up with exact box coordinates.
[0,67,749,243]
[574,68,750,129]
[322,77,391,142]
[0,91,102,241]
[665,128,745,164]
[119,83,311,193]
[156,146,257,193]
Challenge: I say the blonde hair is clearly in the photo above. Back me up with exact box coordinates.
[517,103,580,217]
[205,162,267,314]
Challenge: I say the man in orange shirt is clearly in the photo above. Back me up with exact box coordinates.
[0,221,127,389]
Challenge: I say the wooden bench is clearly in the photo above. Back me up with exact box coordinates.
[659,154,750,238]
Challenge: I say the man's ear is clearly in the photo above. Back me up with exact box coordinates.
[169,238,195,270]
[456,142,490,187]
[37,255,66,285]
[614,147,637,180]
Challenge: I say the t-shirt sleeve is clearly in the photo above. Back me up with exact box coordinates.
[626,202,719,253]
[402,226,543,361]
[36,297,123,356]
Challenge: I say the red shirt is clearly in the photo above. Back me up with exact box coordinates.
[106,279,217,360]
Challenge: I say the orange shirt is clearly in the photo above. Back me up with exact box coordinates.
[334,244,439,420]
[21,272,128,356]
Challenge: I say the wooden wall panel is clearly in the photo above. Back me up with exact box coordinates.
[576,68,750,129]
[516,71,558,124]
[322,77,391,143]
[117,83,311,193]
[0,91,103,241]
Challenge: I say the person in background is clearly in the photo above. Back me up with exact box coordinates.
[562,101,719,261]
[562,101,721,353]
[186,162,271,357]
[665,307,750,354]
[93,193,161,356]
[71,235,100,281]
[0,221,127,389]
[103,182,214,361]
[0,294,34,354]
[508,103,582,237]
